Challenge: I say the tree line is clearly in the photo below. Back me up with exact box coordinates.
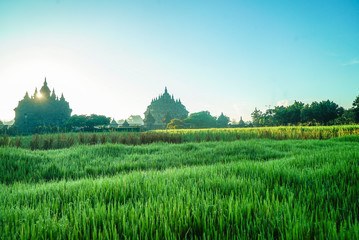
[1,95,358,135]
[164,111,230,129]
[250,95,359,127]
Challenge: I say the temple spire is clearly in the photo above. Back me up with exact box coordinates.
[50,88,56,100]
[34,88,38,99]
[40,78,51,99]
[164,87,168,94]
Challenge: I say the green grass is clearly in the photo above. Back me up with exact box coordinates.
[156,125,359,141]
[2,125,359,150]
[0,129,359,239]
[1,139,292,184]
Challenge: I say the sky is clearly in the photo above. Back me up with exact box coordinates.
[0,0,358,122]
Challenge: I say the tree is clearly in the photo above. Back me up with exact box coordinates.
[273,101,304,126]
[300,104,314,124]
[167,119,185,129]
[65,115,88,128]
[250,99,348,127]
[251,108,263,127]
[273,106,287,125]
[261,109,276,126]
[353,95,359,123]
[307,100,343,125]
[86,114,110,130]
[286,101,304,125]
[65,114,110,130]
[217,113,230,128]
[184,111,217,129]
[333,109,355,125]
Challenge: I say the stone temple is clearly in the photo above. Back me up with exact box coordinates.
[14,79,72,133]
[144,87,188,129]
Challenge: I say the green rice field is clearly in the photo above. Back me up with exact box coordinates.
[1,126,359,239]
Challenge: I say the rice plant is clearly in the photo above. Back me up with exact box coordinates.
[0,128,358,239]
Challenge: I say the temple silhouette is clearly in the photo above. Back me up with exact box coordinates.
[14,79,72,133]
[144,87,188,129]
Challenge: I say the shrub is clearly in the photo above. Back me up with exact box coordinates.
[13,136,22,148]
[100,134,107,144]
[29,134,41,150]
[79,132,86,145]
[43,136,54,150]
[110,134,120,144]
[89,134,98,145]
[0,134,10,147]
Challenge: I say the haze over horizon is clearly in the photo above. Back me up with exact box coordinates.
[1,0,358,122]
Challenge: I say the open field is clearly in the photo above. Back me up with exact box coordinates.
[157,125,359,141]
[1,127,359,239]
[1,125,359,150]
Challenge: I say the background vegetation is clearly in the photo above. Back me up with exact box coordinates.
[250,95,359,127]
[1,126,359,239]
[1,125,359,150]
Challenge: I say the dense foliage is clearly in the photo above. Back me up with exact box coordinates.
[65,114,111,131]
[251,96,359,126]
[0,129,359,239]
[216,112,230,127]
[167,118,185,129]
[166,111,231,129]
[353,95,359,123]
[3,125,359,150]
[184,111,217,128]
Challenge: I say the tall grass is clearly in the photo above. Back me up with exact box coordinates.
[1,136,359,239]
[1,128,359,239]
[1,125,359,150]
[157,125,359,142]
[1,132,183,150]
[0,139,292,184]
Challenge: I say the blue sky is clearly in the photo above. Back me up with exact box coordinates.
[0,0,358,121]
